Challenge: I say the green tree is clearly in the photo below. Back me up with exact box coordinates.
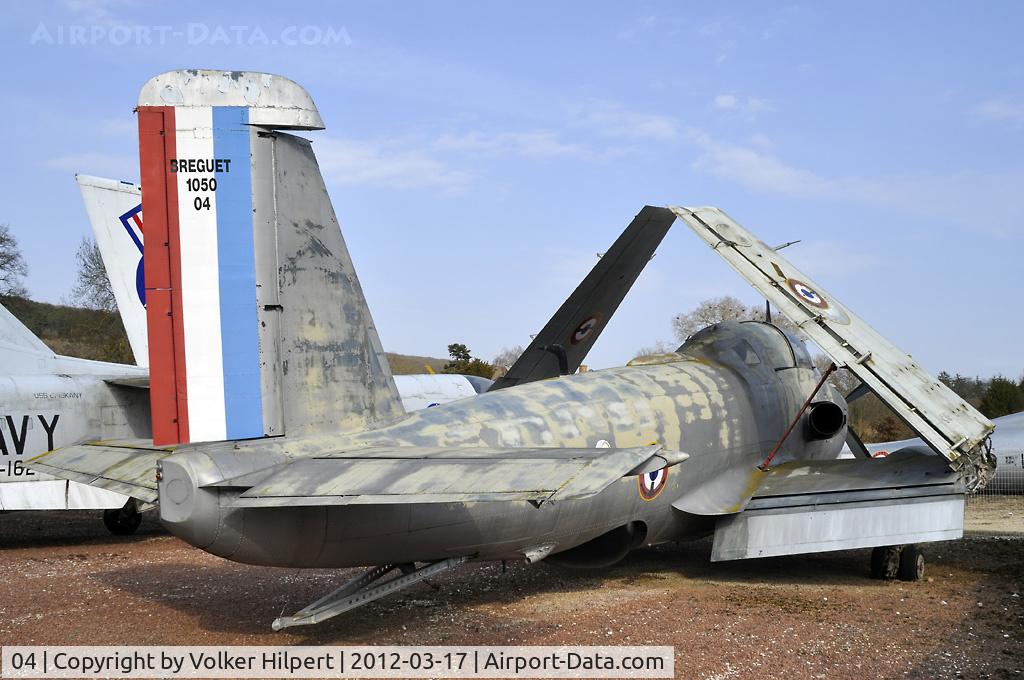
[447,343,471,364]
[443,343,496,379]
[979,377,1024,418]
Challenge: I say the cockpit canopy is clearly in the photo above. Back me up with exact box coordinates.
[678,320,814,379]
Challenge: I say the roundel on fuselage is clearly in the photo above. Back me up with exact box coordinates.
[638,467,668,501]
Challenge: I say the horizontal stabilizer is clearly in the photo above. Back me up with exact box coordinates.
[104,375,150,389]
[671,206,994,478]
[0,301,51,358]
[28,441,175,503]
[231,445,663,507]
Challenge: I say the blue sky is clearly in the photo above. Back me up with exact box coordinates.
[1,1,1021,377]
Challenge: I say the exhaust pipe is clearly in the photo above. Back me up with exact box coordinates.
[806,401,846,439]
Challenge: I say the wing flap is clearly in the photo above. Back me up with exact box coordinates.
[710,451,964,560]
[232,445,662,507]
[746,449,962,509]
[671,206,994,476]
[28,442,174,503]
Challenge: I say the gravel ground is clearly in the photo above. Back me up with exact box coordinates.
[0,510,1020,680]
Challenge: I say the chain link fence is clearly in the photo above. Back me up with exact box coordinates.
[964,445,1023,534]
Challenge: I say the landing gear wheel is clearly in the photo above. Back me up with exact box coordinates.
[870,546,901,580]
[898,545,924,582]
[103,500,142,535]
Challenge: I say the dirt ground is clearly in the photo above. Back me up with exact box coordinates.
[0,508,1020,680]
[965,495,1024,534]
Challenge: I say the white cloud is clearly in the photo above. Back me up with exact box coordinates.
[714,94,738,110]
[972,97,1024,126]
[433,130,586,158]
[617,14,658,43]
[574,101,681,141]
[713,94,776,116]
[100,117,136,136]
[315,137,471,192]
[692,134,828,196]
[62,0,133,25]
[689,133,1024,236]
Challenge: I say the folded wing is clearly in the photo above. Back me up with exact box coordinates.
[490,206,674,390]
[671,206,994,481]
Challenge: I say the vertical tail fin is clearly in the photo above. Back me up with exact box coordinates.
[137,70,402,446]
[75,174,149,367]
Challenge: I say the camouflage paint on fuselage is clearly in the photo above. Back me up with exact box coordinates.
[156,321,847,568]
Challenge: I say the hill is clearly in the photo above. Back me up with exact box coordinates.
[0,296,446,374]
[1,296,134,364]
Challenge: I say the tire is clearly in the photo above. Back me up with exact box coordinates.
[898,545,925,582]
[103,507,142,535]
[870,546,900,579]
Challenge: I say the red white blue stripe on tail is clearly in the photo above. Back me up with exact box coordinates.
[139,105,263,445]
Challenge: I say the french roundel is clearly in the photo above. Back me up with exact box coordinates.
[570,313,603,345]
[786,278,830,310]
[638,467,668,501]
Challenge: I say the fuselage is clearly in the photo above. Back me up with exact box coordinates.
[0,345,149,510]
[158,322,848,568]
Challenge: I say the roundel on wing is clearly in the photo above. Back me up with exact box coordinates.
[786,278,830,310]
[570,313,603,345]
[638,467,668,501]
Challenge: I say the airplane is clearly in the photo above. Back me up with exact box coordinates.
[0,159,662,532]
[33,70,996,630]
[0,301,150,533]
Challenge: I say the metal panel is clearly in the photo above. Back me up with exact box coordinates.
[137,70,324,130]
[250,129,285,435]
[711,495,964,561]
[671,206,994,477]
[269,133,404,435]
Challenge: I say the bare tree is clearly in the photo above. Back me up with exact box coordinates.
[0,223,28,297]
[633,340,676,360]
[492,345,524,369]
[814,353,861,397]
[671,295,803,343]
[70,237,116,311]
[671,295,758,342]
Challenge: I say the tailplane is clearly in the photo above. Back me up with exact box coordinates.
[0,303,53,373]
[137,70,402,446]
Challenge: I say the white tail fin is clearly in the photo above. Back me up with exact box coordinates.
[75,174,148,368]
[137,70,402,446]
[0,303,52,373]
